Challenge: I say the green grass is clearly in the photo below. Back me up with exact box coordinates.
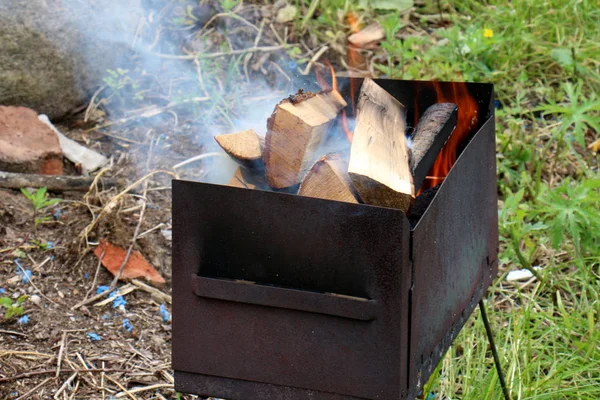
[297,0,599,398]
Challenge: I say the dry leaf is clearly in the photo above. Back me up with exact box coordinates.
[94,239,165,287]
[348,22,385,47]
[588,138,600,153]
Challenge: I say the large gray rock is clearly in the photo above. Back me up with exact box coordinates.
[0,0,143,119]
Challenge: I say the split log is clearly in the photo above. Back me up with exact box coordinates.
[298,153,360,204]
[264,89,347,189]
[0,171,120,192]
[348,78,414,211]
[410,103,457,191]
[214,129,264,170]
[227,167,268,190]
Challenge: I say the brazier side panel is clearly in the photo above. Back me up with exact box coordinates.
[173,182,412,400]
[409,114,498,394]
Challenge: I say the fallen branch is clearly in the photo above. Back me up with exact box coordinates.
[0,329,27,337]
[0,171,121,192]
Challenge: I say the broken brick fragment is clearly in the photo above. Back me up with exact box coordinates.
[94,239,166,287]
[0,106,63,175]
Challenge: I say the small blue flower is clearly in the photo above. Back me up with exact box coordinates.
[53,209,63,220]
[87,332,101,341]
[20,270,32,283]
[96,285,110,295]
[0,288,6,294]
[288,61,297,70]
[122,318,133,332]
[102,314,111,320]
[83,273,91,280]
[17,315,29,324]
[159,304,171,322]
[110,290,127,308]
[46,241,54,249]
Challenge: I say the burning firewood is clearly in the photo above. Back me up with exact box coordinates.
[298,153,360,204]
[410,103,457,191]
[214,129,264,170]
[348,78,414,212]
[264,89,347,189]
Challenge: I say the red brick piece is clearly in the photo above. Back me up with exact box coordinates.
[0,106,63,175]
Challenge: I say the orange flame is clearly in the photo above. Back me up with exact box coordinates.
[315,62,353,142]
[315,61,338,92]
[421,82,479,190]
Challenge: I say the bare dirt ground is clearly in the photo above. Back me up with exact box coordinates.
[0,116,202,399]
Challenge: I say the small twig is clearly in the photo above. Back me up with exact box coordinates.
[15,262,59,305]
[0,329,28,337]
[68,379,80,400]
[154,44,286,60]
[78,169,176,246]
[104,375,137,400]
[84,85,108,122]
[101,362,106,400]
[110,135,156,286]
[0,233,30,262]
[172,152,224,169]
[302,45,329,75]
[131,279,171,304]
[0,350,53,358]
[85,97,210,134]
[115,383,174,398]
[76,352,98,386]
[254,19,265,47]
[56,331,68,378]
[84,252,105,302]
[94,284,136,307]
[15,377,53,400]
[53,372,78,399]
[270,61,291,82]
[0,368,131,383]
[137,223,167,238]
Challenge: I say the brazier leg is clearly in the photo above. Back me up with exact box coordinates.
[479,299,512,400]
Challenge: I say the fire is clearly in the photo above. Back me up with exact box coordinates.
[315,62,353,142]
[421,82,479,190]
[345,11,364,118]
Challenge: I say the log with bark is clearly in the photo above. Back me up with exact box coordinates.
[0,171,121,192]
[348,78,414,212]
[264,89,347,189]
[298,153,360,203]
[214,129,265,170]
[409,103,457,191]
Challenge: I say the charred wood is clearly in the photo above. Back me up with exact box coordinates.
[410,103,457,191]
